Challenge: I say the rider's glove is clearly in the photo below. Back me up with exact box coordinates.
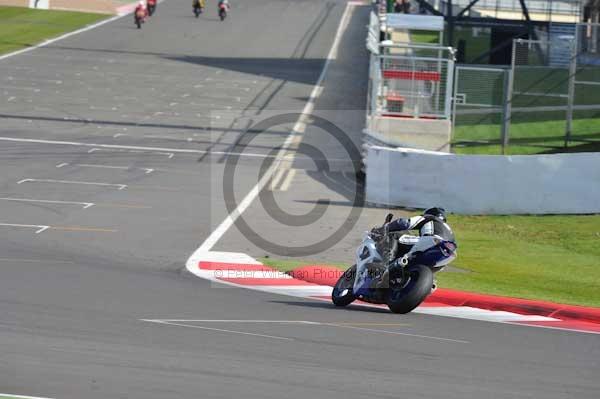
[371,223,388,238]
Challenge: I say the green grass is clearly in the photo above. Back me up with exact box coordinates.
[260,257,347,273]
[409,30,440,45]
[262,215,600,307]
[0,6,106,55]
[440,215,600,307]
[451,26,490,63]
[453,116,600,155]
[454,65,600,154]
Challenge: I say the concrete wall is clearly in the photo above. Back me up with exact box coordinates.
[366,146,600,214]
[0,0,29,7]
[0,0,119,13]
[50,0,116,14]
[366,115,451,152]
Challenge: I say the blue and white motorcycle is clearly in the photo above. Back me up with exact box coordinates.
[332,214,457,313]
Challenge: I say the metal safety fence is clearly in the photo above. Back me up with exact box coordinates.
[452,25,600,154]
[368,43,455,119]
[453,65,509,151]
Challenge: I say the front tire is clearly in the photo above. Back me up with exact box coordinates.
[332,265,356,307]
[386,265,433,314]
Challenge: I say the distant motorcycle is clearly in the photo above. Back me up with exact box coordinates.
[218,3,229,21]
[147,0,157,16]
[134,7,147,29]
[193,0,204,17]
[331,213,457,313]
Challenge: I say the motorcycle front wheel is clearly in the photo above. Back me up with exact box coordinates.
[331,264,356,307]
[386,264,433,314]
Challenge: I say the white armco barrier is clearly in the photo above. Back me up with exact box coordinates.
[366,146,600,214]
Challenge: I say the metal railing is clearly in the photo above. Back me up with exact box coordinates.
[369,42,455,119]
[452,26,600,154]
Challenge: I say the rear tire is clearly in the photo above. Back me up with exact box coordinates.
[386,265,433,314]
[332,265,356,307]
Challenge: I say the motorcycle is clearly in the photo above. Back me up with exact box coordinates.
[147,0,157,16]
[218,3,228,21]
[193,0,204,17]
[134,8,147,29]
[332,214,457,313]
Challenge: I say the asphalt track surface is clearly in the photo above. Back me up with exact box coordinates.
[0,1,599,398]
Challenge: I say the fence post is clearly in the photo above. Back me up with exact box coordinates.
[501,41,517,155]
[372,55,380,117]
[445,55,455,119]
[565,35,577,149]
[451,65,459,143]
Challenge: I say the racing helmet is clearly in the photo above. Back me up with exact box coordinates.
[423,207,447,222]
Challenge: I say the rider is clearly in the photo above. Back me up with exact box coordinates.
[193,0,205,9]
[376,207,453,239]
[372,207,454,260]
[371,207,454,291]
[218,0,230,9]
[135,1,147,18]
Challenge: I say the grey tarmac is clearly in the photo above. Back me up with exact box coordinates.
[0,1,598,398]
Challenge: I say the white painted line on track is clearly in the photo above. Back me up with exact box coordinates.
[17,178,127,190]
[0,223,49,234]
[57,162,154,174]
[191,2,355,253]
[88,148,174,158]
[0,197,94,209]
[269,169,286,190]
[279,169,296,191]
[144,319,320,324]
[415,306,558,322]
[0,137,275,160]
[140,319,294,341]
[140,319,467,343]
[0,393,56,399]
[320,323,470,344]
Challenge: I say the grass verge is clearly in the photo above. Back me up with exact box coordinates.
[262,215,600,307]
[453,116,600,155]
[409,30,439,44]
[0,6,107,55]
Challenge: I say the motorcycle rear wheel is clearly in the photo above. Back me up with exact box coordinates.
[332,265,356,307]
[386,265,433,314]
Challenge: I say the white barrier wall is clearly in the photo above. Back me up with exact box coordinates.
[29,0,49,9]
[366,146,600,214]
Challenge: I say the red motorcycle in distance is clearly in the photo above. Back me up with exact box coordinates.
[134,6,147,29]
[147,0,157,16]
[218,2,229,21]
